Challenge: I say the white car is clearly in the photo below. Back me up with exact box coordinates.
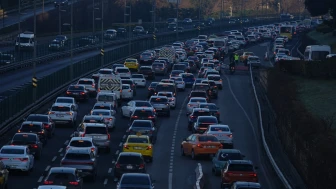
[247,56,261,68]
[121,100,154,118]
[90,109,116,129]
[204,124,233,148]
[115,67,131,78]
[55,97,78,109]
[48,103,78,127]
[186,97,207,115]
[157,91,176,109]
[131,74,147,87]
[204,50,214,59]
[170,77,185,91]
[96,92,118,109]
[38,186,66,189]
[207,74,222,89]
[201,58,210,64]
[121,84,134,100]
[176,51,186,61]
[0,145,34,172]
[66,137,98,156]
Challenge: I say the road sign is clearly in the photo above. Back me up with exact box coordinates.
[153,34,156,40]
[100,49,104,56]
[32,77,37,88]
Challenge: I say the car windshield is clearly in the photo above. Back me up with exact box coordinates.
[198,136,218,142]
[65,153,91,160]
[190,98,206,103]
[70,140,92,147]
[199,117,217,124]
[78,80,92,85]
[199,104,218,110]
[68,86,84,91]
[210,126,229,132]
[26,115,48,122]
[97,95,114,101]
[142,53,151,57]
[1,149,24,154]
[51,106,70,111]
[218,153,243,161]
[150,97,168,103]
[228,164,254,172]
[133,110,153,117]
[83,118,102,123]
[20,124,41,132]
[127,137,149,143]
[91,111,110,116]
[12,135,36,144]
[85,127,106,134]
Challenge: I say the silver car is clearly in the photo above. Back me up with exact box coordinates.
[149,96,170,116]
[151,62,167,75]
[77,78,96,96]
[186,97,207,115]
[205,124,233,148]
[90,108,116,129]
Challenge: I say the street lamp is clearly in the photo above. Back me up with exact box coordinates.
[95,0,104,67]
[63,0,74,80]
[198,0,201,36]
[176,0,179,40]
[124,2,131,55]
[93,0,95,37]
[58,7,66,35]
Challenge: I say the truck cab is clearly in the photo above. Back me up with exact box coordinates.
[15,31,35,51]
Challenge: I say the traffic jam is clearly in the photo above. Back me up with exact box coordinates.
[0,20,303,189]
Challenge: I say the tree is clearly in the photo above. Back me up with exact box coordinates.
[304,0,329,16]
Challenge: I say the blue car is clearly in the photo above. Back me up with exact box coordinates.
[212,149,245,176]
[181,73,195,86]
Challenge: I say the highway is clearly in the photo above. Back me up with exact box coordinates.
[2,40,288,189]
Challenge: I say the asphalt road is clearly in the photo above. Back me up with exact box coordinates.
[3,40,289,189]
[0,43,126,93]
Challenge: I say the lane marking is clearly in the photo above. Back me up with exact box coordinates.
[224,74,272,188]
[64,140,69,145]
[52,156,57,162]
[115,150,119,155]
[37,176,44,183]
[58,148,63,153]
[112,160,115,164]
[103,178,108,185]
[108,168,112,173]
[119,142,122,147]
[122,135,126,139]
[168,96,188,189]
[45,165,50,172]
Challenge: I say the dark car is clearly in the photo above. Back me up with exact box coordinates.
[187,56,200,68]
[188,108,211,131]
[129,108,157,126]
[113,152,146,179]
[55,35,68,43]
[117,173,155,189]
[78,36,98,46]
[140,52,155,64]
[10,133,43,159]
[212,149,245,175]
[193,116,218,133]
[126,120,156,142]
[199,103,220,121]
[66,85,89,101]
[49,39,65,51]
[138,66,155,80]
[168,23,177,31]
[172,64,188,73]
[43,167,83,188]
[54,0,68,7]
[180,73,195,86]
[25,114,55,138]
[117,28,127,37]
[17,121,47,143]
[133,26,147,35]
[203,80,218,98]
[0,52,15,65]
[147,82,158,98]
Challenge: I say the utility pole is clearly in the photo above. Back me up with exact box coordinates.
[58,5,61,34]
[32,0,37,102]
[18,0,21,56]
[176,0,179,40]
[220,0,223,31]
[100,0,104,67]
[198,0,201,36]
[240,0,243,29]
[152,0,156,46]
[93,0,95,37]
[70,0,74,80]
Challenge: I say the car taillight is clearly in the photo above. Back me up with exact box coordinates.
[69,181,79,185]
[249,173,257,177]
[0,158,9,160]
[148,116,154,119]
[197,144,203,148]
[43,123,50,128]
[44,181,53,185]
[92,84,95,88]
[219,144,223,148]
[81,133,85,137]
[146,146,152,150]
[105,118,112,121]
[139,164,145,169]
[115,163,121,168]
[123,145,129,149]
[14,158,28,161]
[31,144,38,148]
[216,112,220,114]
[80,92,85,95]
[120,90,122,92]
[66,91,71,94]
[131,116,138,119]
[148,87,151,91]
[190,115,195,119]
[108,134,110,140]
[48,112,55,114]
[228,134,232,138]
[128,90,131,92]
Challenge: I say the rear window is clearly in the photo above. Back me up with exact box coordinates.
[210,126,229,131]
[199,104,218,110]
[48,173,75,181]
[194,85,209,90]
[93,105,110,110]
[190,92,207,97]
[1,149,24,154]
[56,98,73,104]
[85,127,107,134]
[199,117,217,123]
[135,101,151,107]
[69,140,92,147]
[133,110,154,117]
[198,136,218,142]
[12,134,36,143]
[68,86,84,90]
[117,68,129,73]
[26,115,48,122]
[92,111,110,116]
[155,85,174,92]
[20,124,42,132]
[228,164,254,172]
[65,153,91,160]
[208,76,220,81]
[140,67,152,71]
[182,74,195,79]
[83,118,102,123]
[132,75,143,78]
[218,153,243,161]
[152,63,164,67]
[150,97,168,103]
[193,111,211,116]
[132,121,152,128]
[78,80,93,85]
[190,98,207,103]
[158,93,173,97]
[127,137,149,143]
[97,95,114,101]
[173,64,186,70]
[118,155,143,164]
[122,85,130,89]
[51,106,71,111]
[122,80,133,85]
[149,83,158,87]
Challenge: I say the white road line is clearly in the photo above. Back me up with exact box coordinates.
[168,97,188,189]
[108,168,112,173]
[37,176,44,183]
[122,135,126,139]
[119,142,122,147]
[64,140,69,145]
[45,165,51,172]
[58,148,63,153]
[112,160,115,164]
[115,150,119,155]
[52,156,57,162]
[103,178,108,185]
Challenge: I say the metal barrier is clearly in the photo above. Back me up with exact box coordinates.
[194,163,204,189]
[249,64,292,188]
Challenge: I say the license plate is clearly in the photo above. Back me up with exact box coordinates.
[73,93,79,95]
[126,165,133,169]
[56,114,63,117]
[94,136,101,139]
[134,147,142,150]
[11,165,17,168]
[204,146,215,148]
[77,170,82,172]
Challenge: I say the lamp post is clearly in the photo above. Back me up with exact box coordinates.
[64,0,74,80]
[125,2,131,55]
[93,0,95,37]
[32,0,37,102]
[99,0,104,67]
[176,0,179,40]
[198,0,201,36]
[18,0,21,55]
[58,7,66,35]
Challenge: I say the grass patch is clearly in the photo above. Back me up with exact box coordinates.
[295,77,336,127]
[307,30,336,52]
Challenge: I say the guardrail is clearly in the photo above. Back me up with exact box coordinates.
[194,163,204,189]
[0,0,54,16]
[249,64,292,188]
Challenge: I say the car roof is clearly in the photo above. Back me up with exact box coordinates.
[218,149,242,153]
[27,114,49,117]
[94,102,111,106]
[14,133,38,137]
[127,135,149,139]
[91,109,110,112]
[49,167,76,173]
[150,95,168,99]
[56,97,74,100]
[131,120,152,123]
[83,115,103,119]
[209,124,230,128]
[197,116,217,119]
[38,185,67,189]
[228,160,253,165]
[118,152,142,156]
[52,103,72,107]
[193,108,210,112]
[234,181,261,187]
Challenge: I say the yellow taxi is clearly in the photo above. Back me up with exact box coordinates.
[124,58,139,71]
[239,52,255,62]
[123,133,153,162]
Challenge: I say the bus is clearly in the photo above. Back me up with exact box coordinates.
[280,26,294,40]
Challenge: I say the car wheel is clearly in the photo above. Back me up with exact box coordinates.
[191,150,196,159]
[181,146,185,156]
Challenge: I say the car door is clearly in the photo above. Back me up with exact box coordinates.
[26,148,34,168]
[184,135,195,154]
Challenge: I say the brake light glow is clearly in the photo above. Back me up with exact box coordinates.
[0,158,9,160]
[139,164,145,169]
[66,112,73,115]
[131,116,138,119]
[123,145,129,149]
[66,91,71,95]
[44,181,53,185]
[115,163,120,168]
[69,181,79,185]
[249,173,257,177]
[146,146,152,150]
[80,92,85,95]
[48,112,55,114]
[148,116,154,119]
[31,144,38,148]
[43,123,50,128]
[105,118,113,121]
[197,144,203,148]
[108,134,110,140]
[14,158,28,161]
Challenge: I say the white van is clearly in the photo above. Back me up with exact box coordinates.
[15,31,35,51]
[304,45,331,61]
[96,92,118,109]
